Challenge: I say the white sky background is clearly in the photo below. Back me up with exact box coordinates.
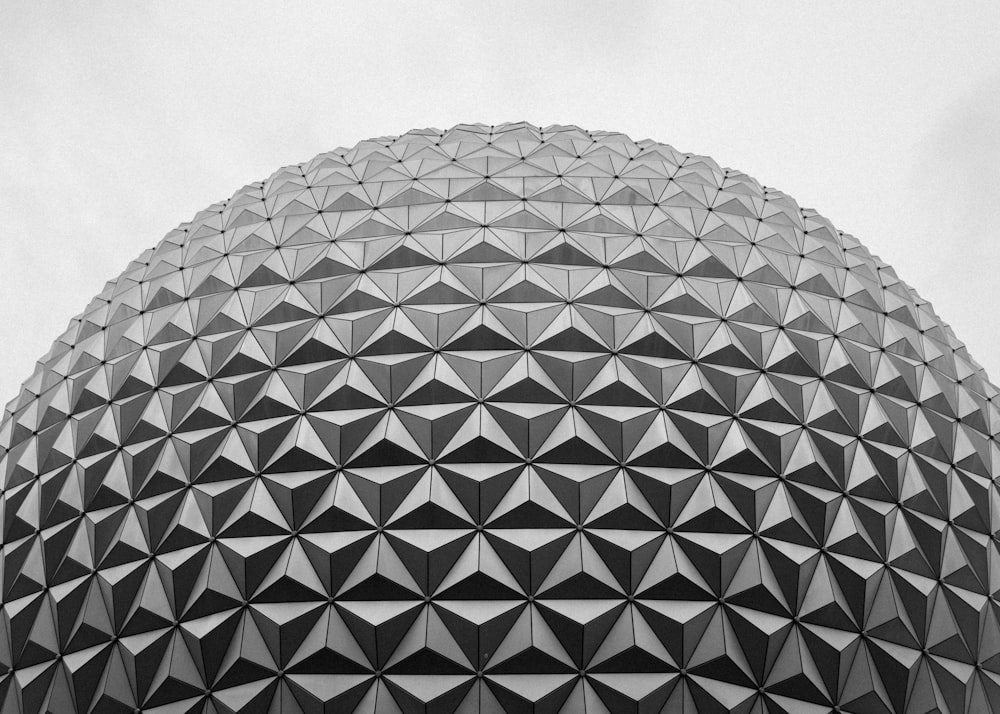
[1,1,999,407]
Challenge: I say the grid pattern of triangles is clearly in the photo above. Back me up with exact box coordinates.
[2,122,1000,713]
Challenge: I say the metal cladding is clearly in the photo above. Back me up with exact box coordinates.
[2,123,1000,714]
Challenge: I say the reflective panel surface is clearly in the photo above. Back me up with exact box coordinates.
[2,123,1000,713]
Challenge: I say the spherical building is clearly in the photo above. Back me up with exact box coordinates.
[2,122,999,714]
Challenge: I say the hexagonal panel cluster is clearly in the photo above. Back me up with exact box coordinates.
[2,123,999,713]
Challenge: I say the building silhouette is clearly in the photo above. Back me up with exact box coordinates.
[1,123,997,712]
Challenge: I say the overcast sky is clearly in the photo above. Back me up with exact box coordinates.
[1,1,999,408]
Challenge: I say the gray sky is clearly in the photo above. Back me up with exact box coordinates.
[2,1,999,408]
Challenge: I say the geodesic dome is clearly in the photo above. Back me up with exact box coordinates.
[2,122,1000,714]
